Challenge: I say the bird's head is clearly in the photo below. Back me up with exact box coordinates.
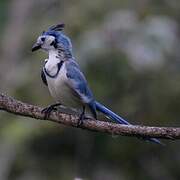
[32,23,73,56]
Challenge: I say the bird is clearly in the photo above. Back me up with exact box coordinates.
[32,23,162,145]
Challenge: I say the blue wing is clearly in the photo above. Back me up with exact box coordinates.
[65,60,94,104]
[65,60,97,118]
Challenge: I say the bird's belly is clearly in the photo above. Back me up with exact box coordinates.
[47,75,82,109]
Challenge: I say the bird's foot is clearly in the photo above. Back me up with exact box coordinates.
[42,103,61,119]
[77,113,85,127]
[77,106,87,127]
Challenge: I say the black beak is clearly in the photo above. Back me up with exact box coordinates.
[32,42,41,52]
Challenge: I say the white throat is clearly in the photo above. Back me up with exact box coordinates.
[48,50,59,61]
[45,50,60,75]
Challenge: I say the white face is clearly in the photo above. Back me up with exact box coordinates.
[37,35,56,51]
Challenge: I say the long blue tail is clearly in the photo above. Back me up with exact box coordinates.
[95,101,162,145]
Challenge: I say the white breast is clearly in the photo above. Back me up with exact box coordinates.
[45,54,82,109]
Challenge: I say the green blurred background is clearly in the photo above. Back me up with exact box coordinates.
[0,0,180,179]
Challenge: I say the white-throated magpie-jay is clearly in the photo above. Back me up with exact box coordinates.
[32,23,161,145]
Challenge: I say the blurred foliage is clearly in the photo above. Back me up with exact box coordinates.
[0,0,180,180]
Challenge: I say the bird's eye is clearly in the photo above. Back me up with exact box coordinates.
[41,37,45,42]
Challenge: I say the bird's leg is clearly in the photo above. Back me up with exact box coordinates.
[77,106,86,126]
[42,103,61,119]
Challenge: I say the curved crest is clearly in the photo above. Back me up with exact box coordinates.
[48,23,65,31]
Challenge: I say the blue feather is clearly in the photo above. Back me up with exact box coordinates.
[65,60,94,103]
[43,30,73,55]
[95,101,163,145]
[95,101,130,125]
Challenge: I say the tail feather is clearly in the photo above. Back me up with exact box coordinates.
[95,101,130,125]
[95,101,163,145]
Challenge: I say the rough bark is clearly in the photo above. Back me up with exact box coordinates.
[0,93,180,141]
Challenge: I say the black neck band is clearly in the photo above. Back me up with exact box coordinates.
[43,61,64,78]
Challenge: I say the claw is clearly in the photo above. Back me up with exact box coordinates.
[42,106,55,119]
[77,113,85,126]
[42,103,61,119]
[77,106,86,127]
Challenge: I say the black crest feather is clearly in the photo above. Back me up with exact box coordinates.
[48,23,65,31]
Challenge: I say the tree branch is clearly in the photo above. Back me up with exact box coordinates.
[0,93,179,140]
